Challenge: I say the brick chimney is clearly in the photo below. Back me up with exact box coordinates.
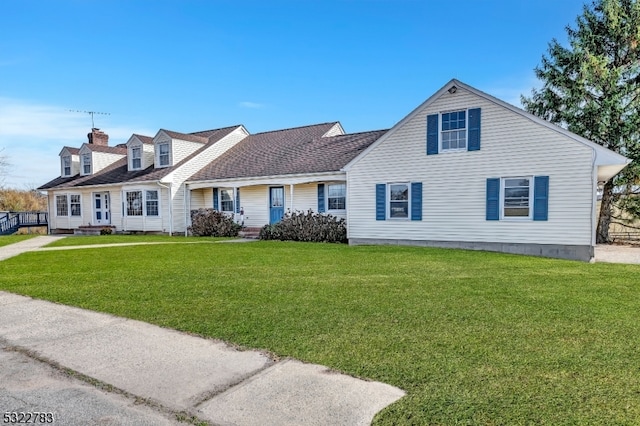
[88,128,109,146]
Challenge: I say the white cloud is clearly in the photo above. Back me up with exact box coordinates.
[0,97,153,189]
[238,101,265,109]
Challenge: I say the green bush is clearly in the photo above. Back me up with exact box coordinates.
[189,208,241,237]
[100,227,113,235]
[259,210,347,243]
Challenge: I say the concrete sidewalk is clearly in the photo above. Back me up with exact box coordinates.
[0,235,67,261]
[0,234,405,425]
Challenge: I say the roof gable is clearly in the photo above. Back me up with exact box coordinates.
[59,146,79,156]
[344,79,630,175]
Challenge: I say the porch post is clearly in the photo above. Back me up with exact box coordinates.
[290,184,294,214]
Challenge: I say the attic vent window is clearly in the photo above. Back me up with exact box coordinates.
[448,85,457,94]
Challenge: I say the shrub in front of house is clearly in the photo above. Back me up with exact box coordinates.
[100,227,113,235]
[189,208,241,237]
[259,210,347,243]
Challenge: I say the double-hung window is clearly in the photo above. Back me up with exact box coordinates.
[145,190,159,216]
[327,183,346,210]
[70,195,81,216]
[503,177,531,218]
[220,189,234,213]
[441,110,467,151]
[62,156,71,176]
[56,195,68,216]
[81,153,92,174]
[158,143,170,167]
[389,183,409,219]
[131,147,141,170]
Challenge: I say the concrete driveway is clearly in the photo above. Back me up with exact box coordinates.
[595,244,640,264]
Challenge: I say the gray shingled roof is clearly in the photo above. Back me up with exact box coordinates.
[132,134,154,144]
[161,130,209,144]
[189,124,387,182]
[61,147,80,155]
[83,144,127,154]
[39,125,241,190]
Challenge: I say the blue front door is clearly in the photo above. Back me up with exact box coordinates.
[269,187,285,224]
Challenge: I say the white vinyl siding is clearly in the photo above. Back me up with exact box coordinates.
[347,86,594,246]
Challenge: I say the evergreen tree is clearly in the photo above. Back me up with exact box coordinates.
[522,0,640,243]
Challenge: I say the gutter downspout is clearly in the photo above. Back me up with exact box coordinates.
[184,184,189,237]
[157,182,172,236]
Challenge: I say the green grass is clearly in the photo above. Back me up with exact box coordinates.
[0,234,37,247]
[0,241,639,424]
[44,234,231,247]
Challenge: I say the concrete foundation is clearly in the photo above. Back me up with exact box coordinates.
[348,238,594,262]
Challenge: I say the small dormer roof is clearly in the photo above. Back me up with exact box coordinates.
[59,146,80,156]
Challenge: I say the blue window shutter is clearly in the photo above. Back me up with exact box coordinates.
[427,114,439,155]
[468,108,481,151]
[317,184,325,213]
[533,176,549,221]
[411,182,422,221]
[376,184,386,220]
[213,188,219,210]
[486,178,500,220]
[235,189,240,214]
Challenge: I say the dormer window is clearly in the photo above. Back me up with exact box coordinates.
[62,156,71,177]
[81,153,92,174]
[158,143,170,167]
[131,147,141,170]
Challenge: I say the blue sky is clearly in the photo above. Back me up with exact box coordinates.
[0,0,586,189]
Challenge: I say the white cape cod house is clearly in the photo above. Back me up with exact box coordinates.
[39,79,630,261]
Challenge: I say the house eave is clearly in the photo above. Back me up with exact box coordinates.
[187,171,346,190]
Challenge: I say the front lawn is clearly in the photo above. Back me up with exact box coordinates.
[44,234,231,247]
[0,242,638,424]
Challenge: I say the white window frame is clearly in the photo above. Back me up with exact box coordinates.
[219,188,235,213]
[327,183,346,211]
[56,194,81,217]
[440,109,467,153]
[69,194,81,216]
[62,156,71,177]
[387,182,410,220]
[55,195,68,216]
[125,190,160,217]
[145,190,159,216]
[131,146,142,170]
[81,153,92,175]
[157,142,170,167]
[501,176,533,220]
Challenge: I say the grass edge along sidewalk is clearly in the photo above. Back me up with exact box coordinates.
[0,240,638,424]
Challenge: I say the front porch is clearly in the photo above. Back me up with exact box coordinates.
[186,174,347,230]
